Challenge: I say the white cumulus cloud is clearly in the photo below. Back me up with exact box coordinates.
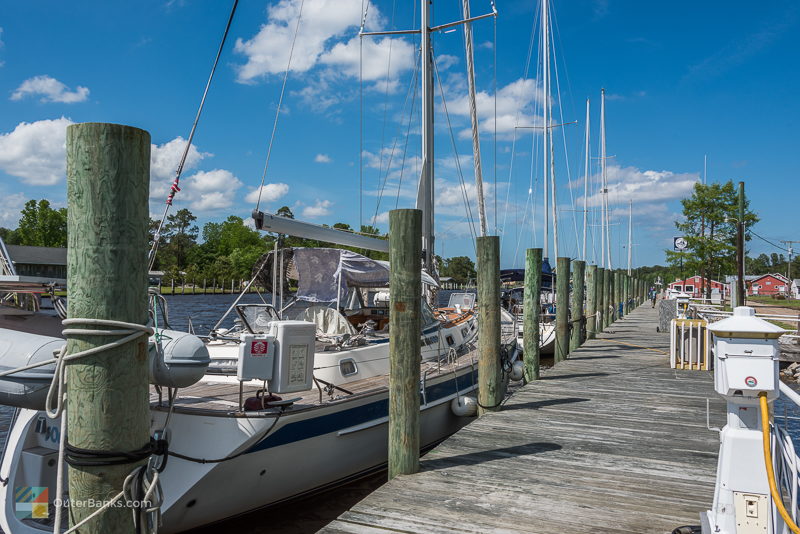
[149,137,210,201]
[447,78,546,139]
[580,165,698,208]
[11,75,89,103]
[180,169,243,212]
[234,0,414,101]
[314,153,331,163]
[235,0,382,81]
[245,183,290,204]
[0,192,26,227]
[0,117,72,185]
[302,199,332,218]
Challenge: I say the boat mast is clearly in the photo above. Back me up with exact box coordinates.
[541,0,550,261]
[627,199,632,275]
[463,0,487,237]
[417,0,435,276]
[582,98,589,262]
[600,88,610,269]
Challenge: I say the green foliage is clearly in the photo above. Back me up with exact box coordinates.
[440,255,476,284]
[0,227,19,244]
[665,181,758,295]
[14,199,67,247]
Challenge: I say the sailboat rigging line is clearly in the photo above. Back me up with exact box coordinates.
[360,35,364,230]
[254,0,306,214]
[376,0,398,181]
[493,4,497,235]
[432,54,478,248]
[550,32,579,256]
[461,0,489,237]
[358,0,368,231]
[148,0,239,270]
[395,59,420,210]
[499,3,540,248]
[371,49,421,224]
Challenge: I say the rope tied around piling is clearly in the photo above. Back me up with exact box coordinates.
[41,318,163,534]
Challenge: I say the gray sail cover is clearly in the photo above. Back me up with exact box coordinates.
[290,248,437,303]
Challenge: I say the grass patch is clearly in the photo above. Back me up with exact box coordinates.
[749,296,800,310]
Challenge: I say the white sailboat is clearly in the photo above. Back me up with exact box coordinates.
[0,2,515,533]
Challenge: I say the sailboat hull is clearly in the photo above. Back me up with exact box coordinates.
[0,365,479,534]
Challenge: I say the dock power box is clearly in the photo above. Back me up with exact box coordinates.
[238,320,316,394]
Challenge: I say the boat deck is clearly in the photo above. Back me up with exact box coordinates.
[151,341,495,417]
[319,304,724,534]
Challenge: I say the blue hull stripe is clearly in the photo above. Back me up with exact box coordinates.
[245,368,478,454]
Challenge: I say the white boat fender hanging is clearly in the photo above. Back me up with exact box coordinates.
[451,395,478,417]
[509,360,525,382]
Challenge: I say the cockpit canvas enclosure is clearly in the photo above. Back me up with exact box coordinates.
[264,248,438,303]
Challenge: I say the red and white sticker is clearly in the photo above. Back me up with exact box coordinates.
[251,341,268,356]
[744,376,758,387]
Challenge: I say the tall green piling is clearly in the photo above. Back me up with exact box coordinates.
[623,273,628,315]
[477,236,502,415]
[555,257,570,363]
[605,269,614,326]
[586,264,597,340]
[613,271,621,320]
[570,260,585,351]
[523,248,542,381]
[66,123,150,533]
[388,209,422,479]
[595,267,604,334]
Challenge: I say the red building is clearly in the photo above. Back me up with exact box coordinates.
[748,273,790,296]
[668,275,726,298]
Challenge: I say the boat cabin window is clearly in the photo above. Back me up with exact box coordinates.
[235,304,280,334]
[447,292,476,311]
[339,358,358,377]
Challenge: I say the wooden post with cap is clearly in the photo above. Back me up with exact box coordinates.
[388,209,422,479]
[65,122,151,533]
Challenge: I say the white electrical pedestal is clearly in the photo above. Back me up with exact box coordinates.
[676,291,691,319]
[702,306,785,534]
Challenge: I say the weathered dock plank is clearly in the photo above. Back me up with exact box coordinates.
[319,305,724,534]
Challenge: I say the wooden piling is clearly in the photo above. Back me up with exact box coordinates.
[523,248,542,381]
[388,209,422,479]
[65,123,151,533]
[570,260,585,351]
[555,257,570,363]
[586,264,597,340]
[605,269,613,327]
[477,236,502,415]
[595,267,604,334]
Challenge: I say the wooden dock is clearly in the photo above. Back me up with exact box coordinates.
[320,304,725,534]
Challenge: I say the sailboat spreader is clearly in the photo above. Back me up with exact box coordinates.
[252,210,389,253]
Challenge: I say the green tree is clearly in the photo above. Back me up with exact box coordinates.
[276,206,294,219]
[665,181,758,299]
[165,208,199,240]
[441,256,476,284]
[15,199,67,247]
[0,227,19,244]
[202,216,264,256]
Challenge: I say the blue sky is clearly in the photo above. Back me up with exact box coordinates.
[0,0,798,270]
